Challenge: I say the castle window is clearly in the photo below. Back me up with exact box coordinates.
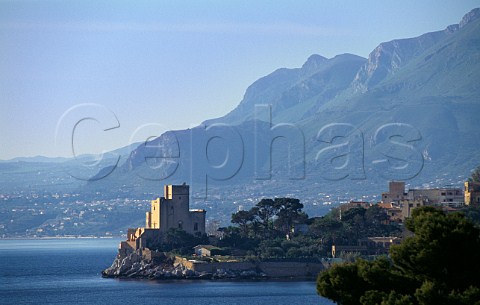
[178,221,183,230]
[194,223,198,231]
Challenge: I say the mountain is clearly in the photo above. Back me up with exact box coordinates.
[1,8,480,237]
[351,25,457,92]
[204,53,367,125]
[0,156,70,163]
[114,8,480,194]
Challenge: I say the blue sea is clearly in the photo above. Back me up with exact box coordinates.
[0,239,335,304]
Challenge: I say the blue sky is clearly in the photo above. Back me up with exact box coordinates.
[1,0,479,159]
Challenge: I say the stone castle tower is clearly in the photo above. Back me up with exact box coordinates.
[145,184,206,235]
[120,183,206,254]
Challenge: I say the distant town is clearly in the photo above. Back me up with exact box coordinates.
[0,169,475,239]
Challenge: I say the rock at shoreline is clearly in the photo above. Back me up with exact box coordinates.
[102,249,269,280]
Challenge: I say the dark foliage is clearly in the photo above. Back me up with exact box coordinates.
[224,198,400,260]
[469,166,480,182]
[317,207,480,305]
[156,228,209,255]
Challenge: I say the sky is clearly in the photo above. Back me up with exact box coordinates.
[1,0,479,160]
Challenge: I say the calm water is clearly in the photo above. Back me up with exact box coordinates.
[0,239,334,305]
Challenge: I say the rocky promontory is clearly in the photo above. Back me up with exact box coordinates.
[102,249,268,280]
[102,249,324,280]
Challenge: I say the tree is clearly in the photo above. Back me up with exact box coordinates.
[274,198,307,236]
[390,207,480,290]
[317,207,480,305]
[255,198,279,235]
[231,210,255,237]
[310,215,343,243]
[249,207,261,238]
[463,204,480,224]
[162,228,208,254]
[217,226,242,248]
[364,205,388,225]
[469,165,480,182]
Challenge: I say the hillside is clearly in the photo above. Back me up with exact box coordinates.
[116,7,480,195]
[1,8,479,237]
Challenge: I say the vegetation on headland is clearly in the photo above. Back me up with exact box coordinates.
[104,165,480,283]
[316,206,480,305]
[154,228,210,255]
[155,197,401,260]
[102,197,402,280]
[107,164,480,284]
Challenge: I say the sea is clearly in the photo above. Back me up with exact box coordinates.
[0,238,335,305]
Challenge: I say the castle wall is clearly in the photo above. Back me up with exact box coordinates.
[160,186,191,232]
[257,262,323,277]
[157,185,205,235]
[118,241,136,257]
[174,257,324,277]
[126,184,206,252]
[136,229,163,250]
[146,198,160,229]
[188,211,206,235]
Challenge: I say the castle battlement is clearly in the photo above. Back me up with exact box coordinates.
[120,183,206,255]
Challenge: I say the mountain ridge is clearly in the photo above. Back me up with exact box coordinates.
[118,7,480,196]
[1,8,480,238]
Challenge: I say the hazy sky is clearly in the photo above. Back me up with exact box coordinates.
[1,0,479,159]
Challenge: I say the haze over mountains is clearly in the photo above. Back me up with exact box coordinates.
[113,7,480,194]
[1,8,479,236]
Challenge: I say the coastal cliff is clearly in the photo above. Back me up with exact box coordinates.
[102,249,324,280]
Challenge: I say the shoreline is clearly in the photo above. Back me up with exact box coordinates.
[102,249,325,282]
[105,274,318,282]
[0,236,122,240]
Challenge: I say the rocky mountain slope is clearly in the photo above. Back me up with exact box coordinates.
[1,8,479,237]
[107,8,480,197]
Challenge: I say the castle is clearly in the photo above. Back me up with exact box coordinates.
[119,184,206,255]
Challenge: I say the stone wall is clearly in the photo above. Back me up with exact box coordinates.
[192,261,256,273]
[142,249,166,263]
[119,241,136,257]
[174,257,324,278]
[258,262,324,277]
